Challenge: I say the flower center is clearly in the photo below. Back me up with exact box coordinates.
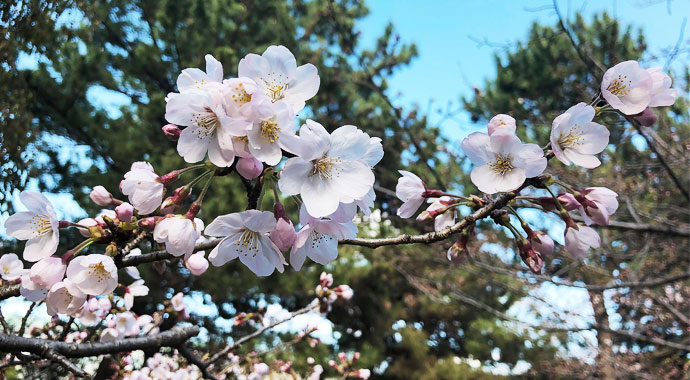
[607,74,632,96]
[192,106,220,137]
[58,287,73,304]
[88,263,112,283]
[29,214,52,237]
[488,154,514,175]
[311,156,340,180]
[310,231,334,249]
[260,118,280,143]
[229,83,252,105]
[261,72,289,102]
[558,126,584,148]
[235,229,261,257]
[2,266,9,274]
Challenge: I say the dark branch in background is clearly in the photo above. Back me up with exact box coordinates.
[178,345,219,380]
[0,326,199,377]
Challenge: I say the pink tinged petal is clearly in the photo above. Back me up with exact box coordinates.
[20,191,54,215]
[328,125,370,161]
[242,211,276,233]
[205,54,223,83]
[302,232,339,265]
[208,237,239,266]
[278,158,312,195]
[515,143,547,178]
[205,213,246,236]
[461,132,492,165]
[286,63,320,112]
[570,122,610,154]
[397,196,425,218]
[4,212,43,240]
[490,130,522,154]
[471,165,526,194]
[302,176,341,218]
[487,114,516,135]
[295,120,330,161]
[563,150,601,169]
[236,239,276,277]
[176,68,208,92]
[165,91,209,126]
[208,133,236,167]
[259,237,286,273]
[177,126,212,163]
[434,210,456,232]
[551,137,571,166]
[332,160,375,201]
[24,232,59,262]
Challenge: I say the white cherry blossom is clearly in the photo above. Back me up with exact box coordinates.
[646,66,677,107]
[165,83,246,167]
[487,114,516,135]
[120,162,165,215]
[290,204,357,271]
[46,279,86,316]
[176,54,223,92]
[153,216,204,257]
[278,121,375,218]
[461,130,546,194]
[206,210,286,276]
[19,274,48,302]
[395,170,426,218]
[4,191,60,262]
[601,60,653,115]
[565,224,601,258]
[246,98,299,165]
[29,256,65,289]
[238,45,320,113]
[0,253,25,281]
[550,102,610,168]
[66,254,118,296]
[124,279,149,310]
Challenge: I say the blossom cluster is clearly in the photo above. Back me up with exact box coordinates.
[395,60,676,273]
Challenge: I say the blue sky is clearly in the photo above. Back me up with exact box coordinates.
[357,0,688,136]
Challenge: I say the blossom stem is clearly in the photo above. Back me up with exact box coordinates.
[503,221,524,240]
[554,179,577,193]
[63,221,90,230]
[62,238,95,263]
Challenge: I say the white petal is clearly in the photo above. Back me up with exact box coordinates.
[278,158,312,195]
[24,233,59,262]
[461,132,492,165]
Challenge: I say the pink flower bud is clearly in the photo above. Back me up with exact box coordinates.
[99,297,112,313]
[115,202,135,223]
[565,224,601,258]
[355,369,371,379]
[320,272,334,287]
[77,218,98,238]
[90,186,113,206]
[185,252,209,276]
[487,114,517,136]
[162,124,181,140]
[29,257,65,289]
[236,157,263,179]
[270,218,297,251]
[334,285,354,300]
[138,217,157,230]
[634,107,657,127]
[557,193,580,211]
[353,352,361,360]
[338,352,347,362]
[528,230,554,255]
[517,240,543,274]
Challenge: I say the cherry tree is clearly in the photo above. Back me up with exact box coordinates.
[0,43,682,379]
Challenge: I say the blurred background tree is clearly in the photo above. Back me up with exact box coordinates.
[1,0,687,379]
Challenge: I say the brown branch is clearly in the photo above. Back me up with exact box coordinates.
[0,326,199,359]
[177,345,219,380]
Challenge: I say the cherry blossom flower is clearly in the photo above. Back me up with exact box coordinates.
[19,274,48,302]
[29,256,66,289]
[222,77,262,118]
[576,187,619,226]
[290,204,357,270]
[565,224,601,258]
[646,67,677,107]
[66,254,118,296]
[487,114,516,135]
[124,279,149,310]
[153,216,204,257]
[206,210,286,276]
[461,130,547,194]
[184,251,209,276]
[395,170,426,218]
[120,162,165,215]
[334,285,354,300]
[279,121,375,218]
[4,191,60,262]
[176,54,223,92]
[238,45,320,113]
[90,186,115,206]
[601,60,653,115]
[550,102,609,169]
[124,248,142,280]
[114,312,140,337]
[246,98,299,165]
[165,83,246,167]
[0,254,25,281]
[46,279,86,316]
